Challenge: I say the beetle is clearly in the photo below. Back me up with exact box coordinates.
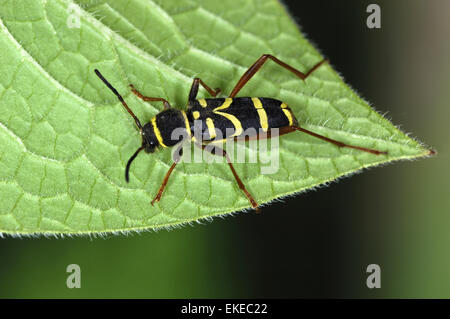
[95,54,386,210]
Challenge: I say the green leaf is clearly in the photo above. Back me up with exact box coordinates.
[0,0,433,236]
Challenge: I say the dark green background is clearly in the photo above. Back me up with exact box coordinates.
[0,0,448,298]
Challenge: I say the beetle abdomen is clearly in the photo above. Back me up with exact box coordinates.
[187,97,298,141]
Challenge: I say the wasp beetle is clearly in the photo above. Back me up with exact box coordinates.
[95,54,386,210]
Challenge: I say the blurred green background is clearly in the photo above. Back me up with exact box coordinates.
[0,0,448,298]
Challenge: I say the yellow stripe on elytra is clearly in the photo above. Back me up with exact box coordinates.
[151,117,167,147]
[198,99,207,107]
[282,109,294,126]
[280,102,288,109]
[213,98,233,111]
[251,97,268,132]
[213,112,243,136]
[192,111,200,120]
[181,111,192,137]
[213,98,243,136]
[205,118,216,139]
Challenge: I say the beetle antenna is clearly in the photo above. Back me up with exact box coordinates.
[95,69,142,130]
[125,146,146,182]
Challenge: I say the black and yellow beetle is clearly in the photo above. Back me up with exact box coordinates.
[95,54,386,210]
